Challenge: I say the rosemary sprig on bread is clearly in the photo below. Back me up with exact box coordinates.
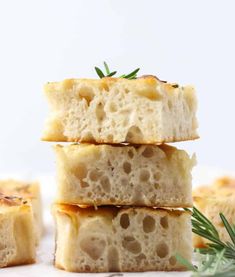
[95,61,140,79]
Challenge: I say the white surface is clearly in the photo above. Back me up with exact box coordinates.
[1,166,233,277]
[0,0,235,175]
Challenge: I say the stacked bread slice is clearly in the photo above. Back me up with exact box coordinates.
[43,76,198,272]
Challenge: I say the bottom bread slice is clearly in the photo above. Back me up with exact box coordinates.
[53,205,192,272]
[0,194,36,267]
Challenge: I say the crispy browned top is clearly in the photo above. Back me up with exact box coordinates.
[0,179,38,200]
[0,192,28,207]
[54,203,190,218]
[193,176,235,206]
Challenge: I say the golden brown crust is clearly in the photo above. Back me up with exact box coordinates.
[42,134,199,144]
[0,180,39,201]
[193,176,235,200]
[55,142,180,149]
[45,76,160,92]
[4,258,35,267]
[0,194,32,211]
[55,199,193,208]
[53,203,190,218]
[213,176,235,190]
[45,76,194,95]
[0,193,26,207]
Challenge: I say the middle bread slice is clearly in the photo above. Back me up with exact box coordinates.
[54,143,195,207]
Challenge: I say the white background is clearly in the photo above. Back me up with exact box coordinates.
[0,0,235,177]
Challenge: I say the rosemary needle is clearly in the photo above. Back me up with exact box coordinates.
[95,66,105,78]
[94,62,140,79]
[103,61,110,75]
[122,68,140,79]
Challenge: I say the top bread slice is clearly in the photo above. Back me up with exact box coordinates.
[193,176,235,248]
[0,193,36,267]
[42,76,198,144]
[0,180,43,244]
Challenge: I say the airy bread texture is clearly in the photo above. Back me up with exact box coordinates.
[0,179,43,244]
[193,177,235,248]
[54,143,195,207]
[53,205,192,272]
[42,77,198,144]
[0,194,36,267]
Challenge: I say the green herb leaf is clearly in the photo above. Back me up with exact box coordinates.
[178,207,235,276]
[103,61,110,75]
[190,207,235,260]
[177,249,235,277]
[107,71,117,77]
[122,68,140,79]
[94,62,140,79]
[220,213,235,246]
[95,67,105,78]
[175,253,197,271]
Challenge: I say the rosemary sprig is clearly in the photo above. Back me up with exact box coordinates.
[176,250,235,277]
[176,207,235,276]
[188,207,235,260]
[95,62,140,79]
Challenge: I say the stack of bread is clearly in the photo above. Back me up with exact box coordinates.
[42,76,198,272]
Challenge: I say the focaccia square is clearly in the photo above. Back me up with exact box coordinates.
[42,76,198,144]
[53,205,192,272]
[54,143,195,207]
[0,194,36,267]
[0,180,43,244]
[193,177,235,248]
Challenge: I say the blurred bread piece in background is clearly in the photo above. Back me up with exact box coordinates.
[0,180,43,244]
[0,193,36,267]
[193,176,235,248]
